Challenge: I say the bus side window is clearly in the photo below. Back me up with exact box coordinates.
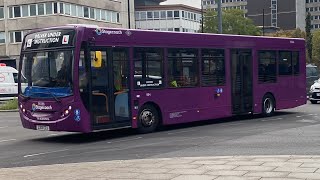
[168,48,198,88]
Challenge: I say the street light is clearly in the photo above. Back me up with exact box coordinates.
[128,0,131,29]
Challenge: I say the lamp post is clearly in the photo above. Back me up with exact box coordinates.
[216,0,222,34]
[127,0,131,29]
[262,8,265,36]
[201,0,204,33]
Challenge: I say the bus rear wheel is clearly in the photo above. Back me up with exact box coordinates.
[262,94,275,117]
[137,105,159,134]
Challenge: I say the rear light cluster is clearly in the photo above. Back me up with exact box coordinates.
[61,106,72,118]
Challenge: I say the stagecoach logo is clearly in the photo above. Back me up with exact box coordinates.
[95,28,123,36]
[125,30,132,36]
[32,103,53,111]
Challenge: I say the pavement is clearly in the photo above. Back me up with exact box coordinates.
[1,155,320,180]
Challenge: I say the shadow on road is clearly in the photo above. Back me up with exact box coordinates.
[29,111,296,144]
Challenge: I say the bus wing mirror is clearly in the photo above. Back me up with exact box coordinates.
[92,51,102,68]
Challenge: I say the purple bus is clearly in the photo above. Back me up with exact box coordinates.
[18,25,306,133]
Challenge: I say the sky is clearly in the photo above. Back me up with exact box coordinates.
[160,0,201,8]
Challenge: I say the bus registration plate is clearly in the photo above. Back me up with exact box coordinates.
[36,125,50,131]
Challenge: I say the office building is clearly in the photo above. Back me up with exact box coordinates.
[0,0,133,67]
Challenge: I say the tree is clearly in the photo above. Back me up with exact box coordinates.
[202,9,261,35]
[312,30,320,67]
[269,28,306,38]
[306,12,313,64]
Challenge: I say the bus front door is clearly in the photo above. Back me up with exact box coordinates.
[89,48,130,129]
[231,49,253,114]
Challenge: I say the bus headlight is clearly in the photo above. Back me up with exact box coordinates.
[64,109,70,116]
[22,109,26,113]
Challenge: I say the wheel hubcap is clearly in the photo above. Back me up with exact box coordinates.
[140,109,154,127]
[264,98,273,114]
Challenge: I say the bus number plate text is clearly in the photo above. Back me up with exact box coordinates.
[36,125,50,131]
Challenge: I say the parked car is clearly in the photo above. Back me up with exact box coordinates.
[309,78,320,104]
[306,64,319,96]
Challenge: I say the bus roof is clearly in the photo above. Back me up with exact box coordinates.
[30,24,305,41]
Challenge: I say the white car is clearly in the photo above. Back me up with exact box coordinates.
[310,78,320,104]
[0,64,20,100]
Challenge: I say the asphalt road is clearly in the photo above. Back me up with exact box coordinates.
[0,102,319,168]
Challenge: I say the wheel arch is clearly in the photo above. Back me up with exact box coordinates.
[140,101,163,125]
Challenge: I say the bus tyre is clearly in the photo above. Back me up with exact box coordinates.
[137,105,159,134]
[262,94,275,117]
[310,100,318,104]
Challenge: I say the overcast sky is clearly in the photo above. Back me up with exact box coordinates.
[161,0,201,8]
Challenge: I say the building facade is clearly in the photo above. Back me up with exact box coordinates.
[247,0,305,31]
[135,4,201,32]
[202,0,247,14]
[202,0,306,32]
[306,0,320,30]
[0,0,133,67]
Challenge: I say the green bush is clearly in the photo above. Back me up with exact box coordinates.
[0,99,18,110]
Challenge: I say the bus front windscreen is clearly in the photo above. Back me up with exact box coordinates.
[20,50,73,99]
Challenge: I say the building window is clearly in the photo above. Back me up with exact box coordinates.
[38,3,45,15]
[83,7,89,18]
[64,3,71,15]
[101,10,106,20]
[147,11,153,19]
[160,11,166,19]
[134,47,164,89]
[14,6,21,18]
[167,11,173,19]
[0,32,5,43]
[174,11,180,18]
[168,48,198,88]
[0,7,3,19]
[71,4,77,16]
[89,7,95,19]
[201,49,226,86]
[30,4,37,16]
[96,9,101,20]
[60,3,64,14]
[10,31,23,43]
[54,3,58,14]
[46,2,53,15]
[154,11,160,19]
[78,5,84,17]
[21,5,29,17]
[279,51,292,76]
[258,51,277,83]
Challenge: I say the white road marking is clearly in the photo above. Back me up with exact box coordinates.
[167,129,196,135]
[221,123,244,126]
[297,119,318,123]
[0,139,16,143]
[47,134,59,136]
[261,118,283,122]
[24,149,70,158]
[0,126,9,129]
[107,137,142,144]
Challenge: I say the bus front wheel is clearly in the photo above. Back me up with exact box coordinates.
[262,94,275,117]
[137,105,159,134]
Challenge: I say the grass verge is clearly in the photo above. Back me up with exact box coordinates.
[0,99,18,110]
